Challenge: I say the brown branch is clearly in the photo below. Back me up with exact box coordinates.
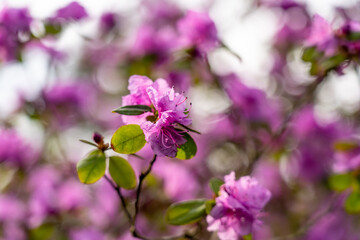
[104,175,132,222]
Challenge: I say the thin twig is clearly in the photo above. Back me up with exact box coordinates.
[133,154,158,225]
[247,76,324,173]
[104,175,132,222]
[105,154,201,240]
[269,194,337,240]
[220,41,242,62]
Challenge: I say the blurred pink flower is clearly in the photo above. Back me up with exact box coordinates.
[70,228,105,240]
[48,1,88,24]
[305,14,337,55]
[0,128,39,167]
[177,10,218,53]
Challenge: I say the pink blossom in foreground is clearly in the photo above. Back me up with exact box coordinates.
[122,75,191,157]
[207,172,271,240]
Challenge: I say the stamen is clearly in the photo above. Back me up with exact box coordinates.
[176,96,187,107]
[162,128,179,147]
[187,102,192,112]
[161,129,172,148]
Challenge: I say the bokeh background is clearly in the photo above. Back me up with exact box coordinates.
[2,0,360,239]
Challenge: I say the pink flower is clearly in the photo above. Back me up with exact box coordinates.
[177,10,218,53]
[333,138,360,173]
[223,74,281,131]
[0,128,38,167]
[305,14,337,55]
[122,75,191,157]
[306,14,333,47]
[48,1,88,24]
[131,25,178,62]
[207,172,271,240]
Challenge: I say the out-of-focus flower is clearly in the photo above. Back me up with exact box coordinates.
[121,75,191,157]
[306,14,333,47]
[223,74,281,130]
[304,211,358,240]
[177,10,218,53]
[88,180,119,228]
[305,14,336,55]
[57,180,89,211]
[42,82,96,128]
[2,222,26,240]
[0,7,32,35]
[153,158,200,201]
[207,172,271,240]
[26,41,66,61]
[48,2,88,24]
[252,161,283,197]
[333,139,360,173]
[131,25,177,62]
[99,12,119,35]
[0,195,26,222]
[0,7,32,62]
[167,71,191,92]
[27,166,89,227]
[70,228,105,240]
[0,128,38,167]
[27,166,61,227]
[288,107,345,181]
[143,0,182,27]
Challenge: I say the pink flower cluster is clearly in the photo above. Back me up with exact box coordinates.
[207,172,271,240]
[122,75,191,157]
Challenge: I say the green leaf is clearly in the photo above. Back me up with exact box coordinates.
[329,173,353,192]
[209,178,224,196]
[79,139,98,147]
[345,191,360,213]
[302,46,321,62]
[243,234,253,240]
[176,133,197,160]
[348,32,360,41]
[309,62,321,76]
[109,156,137,189]
[166,199,207,225]
[205,199,216,214]
[113,105,152,116]
[111,124,146,154]
[321,54,347,71]
[333,141,358,152]
[77,150,106,184]
[29,223,54,240]
[177,123,201,134]
[44,23,62,35]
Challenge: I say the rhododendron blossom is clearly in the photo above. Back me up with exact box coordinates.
[121,75,191,157]
[207,172,271,240]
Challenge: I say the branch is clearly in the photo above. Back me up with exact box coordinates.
[246,76,324,173]
[220,41,242,62]
[104,175,132,222]
[133,154,158,225]
[106,154,201,240]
